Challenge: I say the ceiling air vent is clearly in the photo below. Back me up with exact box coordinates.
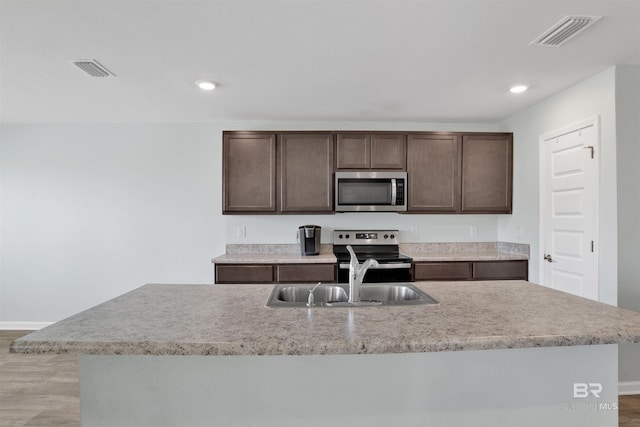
[69,59,116,77]
[530,15,602,47]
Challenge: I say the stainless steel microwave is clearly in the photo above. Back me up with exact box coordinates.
[335,171,407,212]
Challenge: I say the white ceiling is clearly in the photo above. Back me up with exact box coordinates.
[1,0,639,124]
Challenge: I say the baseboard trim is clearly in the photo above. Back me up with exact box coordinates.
[0,321,52,330]
[619,381,640,395]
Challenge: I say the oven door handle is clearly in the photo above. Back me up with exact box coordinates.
[338,263,412,270]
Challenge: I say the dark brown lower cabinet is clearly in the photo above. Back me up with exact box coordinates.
[414,262,472,281]
[473,261,528,280]
[414,260,528,281]
[215,263,336,284]
[216,261,527,284]
[276,264,336,283]
[215,265,274,283]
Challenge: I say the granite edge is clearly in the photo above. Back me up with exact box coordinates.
[11,333,638,357]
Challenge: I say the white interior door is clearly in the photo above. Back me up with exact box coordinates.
[540,117,598,301]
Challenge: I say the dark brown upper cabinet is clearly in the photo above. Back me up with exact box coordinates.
[407,134,461,213]
[336,133,406,170]
[222,130,512,215]
[461,134,513,213]
[279,133,335,213]
[223,132,334,214]
[223,132,277,213]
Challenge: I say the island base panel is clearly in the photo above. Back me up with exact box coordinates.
[79,345,617,427]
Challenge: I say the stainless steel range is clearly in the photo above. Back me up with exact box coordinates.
[333,230,413,283]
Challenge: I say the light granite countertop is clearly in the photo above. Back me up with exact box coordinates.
[11,281,640,356]
[212,242,529,264]
[404,251,528,262]
[401,242,529,262]
[212,244,337,264]
[213,252,338,264]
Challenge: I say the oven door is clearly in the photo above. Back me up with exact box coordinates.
[337,262,413,283]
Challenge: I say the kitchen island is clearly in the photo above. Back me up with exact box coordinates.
[12,280,640,427]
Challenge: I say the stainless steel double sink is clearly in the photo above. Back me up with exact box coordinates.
[266,283,438,307]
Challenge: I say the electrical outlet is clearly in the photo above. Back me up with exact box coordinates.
[469,225,478,237]
[410,225,419,236]
[237,226,246,238]
[517,226,524,240]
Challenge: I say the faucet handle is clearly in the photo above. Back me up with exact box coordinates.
[346,245,360,271]
[306,282,322,307]
[346,245,358,262]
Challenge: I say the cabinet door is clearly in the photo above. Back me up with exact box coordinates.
[337,133,406,170]
[371,134,406,169]
[276,264,336,283]
[414,262,472,281]
[473,261,528,280]
[336,133,370,169]
[407,134,460,212]
[279,133,334,212]
[461,134,513,213]
[223,132,277,213]
[215,265,274,283]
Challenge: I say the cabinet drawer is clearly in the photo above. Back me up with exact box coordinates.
[414,262,472,281]
[215,265,274,283]
[276,264,336,283]
[473,261,528,280]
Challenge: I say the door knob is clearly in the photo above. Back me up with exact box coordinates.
[543,254,553,263]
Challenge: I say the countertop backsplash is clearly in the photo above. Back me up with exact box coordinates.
[214,242,530,264]
[225,243,334,255]
[400,242,529,256]
[223,242,529,257]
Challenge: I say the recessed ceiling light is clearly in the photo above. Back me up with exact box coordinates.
[196,80,217,91]
[509,85,528,94]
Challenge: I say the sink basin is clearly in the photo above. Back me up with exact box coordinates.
[274,285,348,305]
[266,283,438,307]
[360,284,433,303]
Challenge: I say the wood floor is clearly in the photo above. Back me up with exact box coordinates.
[1,330,640,427]
[0,331,79,426]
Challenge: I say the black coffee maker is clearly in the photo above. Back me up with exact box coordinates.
[298,225,321,256]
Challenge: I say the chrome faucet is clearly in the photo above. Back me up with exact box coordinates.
[346,245,379,304]
[306,282,322,307]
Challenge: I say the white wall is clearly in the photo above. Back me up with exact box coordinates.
[615,65,640,384]
[0,120,500,323]
[0,124,220,322]
[498,67,618,306]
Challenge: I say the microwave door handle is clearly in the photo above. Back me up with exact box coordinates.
[390,178,397,205]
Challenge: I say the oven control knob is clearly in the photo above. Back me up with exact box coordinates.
[345,234,350,239]
[338,234,343,239]
[384,234,389,239]
[390,234,395,239]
